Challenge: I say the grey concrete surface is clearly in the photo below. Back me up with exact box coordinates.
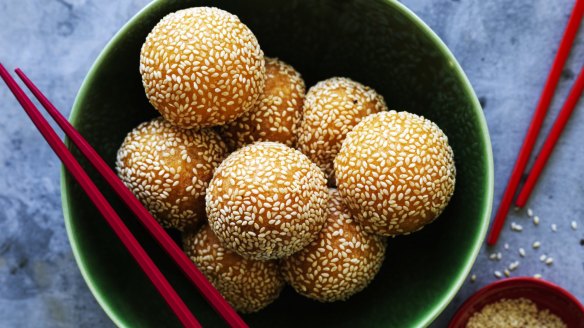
[0,0,582,327]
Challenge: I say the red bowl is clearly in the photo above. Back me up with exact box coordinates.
[449,277,584,328]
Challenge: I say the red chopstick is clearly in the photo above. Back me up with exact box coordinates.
[14,69,248,328]
[486,0,584,245]
[0,63,201,328]
[516,66,584,206]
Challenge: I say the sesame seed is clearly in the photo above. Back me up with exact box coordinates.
[571,221,578,230]
[539,254,547,262]
[511,222,523,232]
[467,298,565,327]
[527,208,534,217]
[532,241,541,249]
[494,271,503,278]
[471,274,477,283]
[534,274,542,279]
[533,216,540,225]
[545,257,554,265]
[519,248,526,257]
[504,243,509,250]
[509,261,520,271]
[551,223,557,232]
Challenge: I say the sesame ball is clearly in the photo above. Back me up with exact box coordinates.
[116,117,228,230]
[206,142,329,260]
[183,224,285,313]
[281,189,386,302]
[334,111,456,236]
[140,7,265,129]
[297,77,387,184]
[220,57,305,150]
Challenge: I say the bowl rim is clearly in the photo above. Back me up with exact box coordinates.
[60,0,495,327]
[448,277,584,328]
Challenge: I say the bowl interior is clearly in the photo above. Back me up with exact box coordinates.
[449,278,584,328]
[62,0,493,327]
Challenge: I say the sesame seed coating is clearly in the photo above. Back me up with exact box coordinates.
[220,57,305,150]
[116,117,228,231]
[206,142,329,260]
[334,111,456,236]
[281,189,386,302]
[183,224,285,313]
[140,7,265,128]
[297,77,387,185]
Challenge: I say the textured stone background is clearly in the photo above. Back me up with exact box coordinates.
[0,0,582,327]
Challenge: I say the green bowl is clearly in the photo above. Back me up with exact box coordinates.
[62,0,493,327]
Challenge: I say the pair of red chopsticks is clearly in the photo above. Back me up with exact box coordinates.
[487,0,584,245]
[0,64,248,328]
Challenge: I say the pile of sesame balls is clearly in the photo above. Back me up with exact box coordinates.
[116,7,456,313]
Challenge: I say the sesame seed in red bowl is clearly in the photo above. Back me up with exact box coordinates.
[449,277,584,328]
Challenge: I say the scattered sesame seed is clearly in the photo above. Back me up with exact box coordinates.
[532,241,541,249]
[494,271,503,279]
[471,274,477,283]
[551,223,557,232]
[534,274,542,279]
[511,222,523,232]
[519,248,526,257]
[489,253,498,260]
[497,252,503,260]
[504,243,509,250]
[533,216,539,225]
[545,257,554,265]
[509,261,520,271]
[504,269,511,277]
[539,254,547,262]
[571,221,578,230]
[527,208,534,217]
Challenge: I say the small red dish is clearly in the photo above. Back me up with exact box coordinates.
[449,277,584,328]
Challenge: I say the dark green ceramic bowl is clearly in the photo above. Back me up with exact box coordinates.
[62,0,493,327]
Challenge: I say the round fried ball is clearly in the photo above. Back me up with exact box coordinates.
[206,142,329,260]
[220,57,305,150]
[297,77,387,184]
[334,111,456,236]
[281,189,386,302]
[183,224,285,313]
[116,117,228,230]
[140,7,265,129]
